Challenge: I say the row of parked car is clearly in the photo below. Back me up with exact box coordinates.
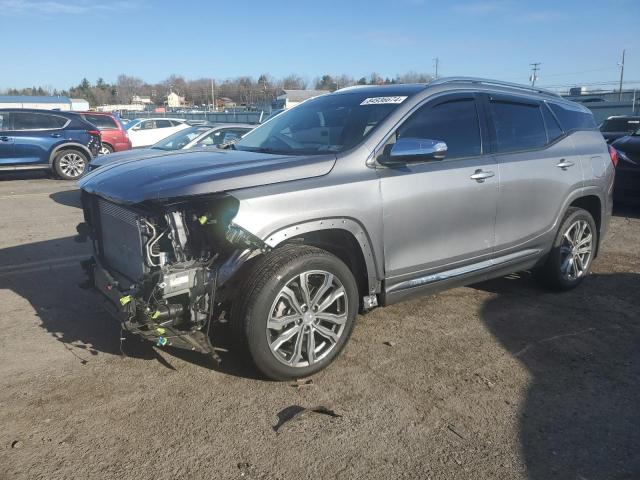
[0,106,637,204]
[0,109,256,179]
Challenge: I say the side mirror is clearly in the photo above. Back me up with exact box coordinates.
[383,137,447,164]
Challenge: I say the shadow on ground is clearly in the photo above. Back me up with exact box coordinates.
[475,271,640,480]
[0,234,261,379]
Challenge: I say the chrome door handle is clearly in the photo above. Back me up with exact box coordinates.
[470,169,495,182]
[556,159,575,169]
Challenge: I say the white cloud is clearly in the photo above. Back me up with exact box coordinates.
[0,0,135,15]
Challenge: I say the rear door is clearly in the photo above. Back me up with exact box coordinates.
[10,112,69,165]
[379,93,499,282]
[486,94,583,254]
[0,112,16,165]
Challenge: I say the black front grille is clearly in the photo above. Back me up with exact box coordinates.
[97,199,146,281]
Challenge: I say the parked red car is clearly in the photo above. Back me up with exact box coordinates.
[80,112,132,155]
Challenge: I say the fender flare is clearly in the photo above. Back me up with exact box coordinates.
[263,218,382,294]
[49,143,93,165]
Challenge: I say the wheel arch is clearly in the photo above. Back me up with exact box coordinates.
[568,193,602,256]
[49,143,92,165]
[265,219,382,299]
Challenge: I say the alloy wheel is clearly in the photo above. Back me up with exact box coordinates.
[266,270,348,368]
[559,219,593,282]
[58,153,86,178]
[99,146,111,155]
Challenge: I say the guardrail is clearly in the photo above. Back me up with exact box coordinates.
[119,110,267,124]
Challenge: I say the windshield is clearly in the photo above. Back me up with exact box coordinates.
[235,92,409,155]
[151,126,212,150]
[124,119,141,130]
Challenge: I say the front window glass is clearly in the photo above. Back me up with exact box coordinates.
[152,126,210,150]
[397,98,482,159]
[235,92,409,155]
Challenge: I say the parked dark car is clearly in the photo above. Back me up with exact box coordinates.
[611,128,640,203]
[79,112,132,155]
[0,109,101,179]
[599,115,640,143]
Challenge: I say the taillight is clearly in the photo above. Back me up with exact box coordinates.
[87,129,101,137]
[608,145,618,167]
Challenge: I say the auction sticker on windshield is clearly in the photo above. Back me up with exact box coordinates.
[360,96,407,105]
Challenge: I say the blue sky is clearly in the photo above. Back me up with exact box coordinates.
[1,0,638,91]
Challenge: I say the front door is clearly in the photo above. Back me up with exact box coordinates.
[378,93,498,283]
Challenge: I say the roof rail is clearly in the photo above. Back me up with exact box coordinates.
[427,77,561,98]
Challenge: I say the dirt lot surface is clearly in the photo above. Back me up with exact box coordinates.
[0,171,638,480]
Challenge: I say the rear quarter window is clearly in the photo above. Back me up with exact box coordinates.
[548,103,596,132]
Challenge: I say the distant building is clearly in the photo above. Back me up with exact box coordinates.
[70,98,90,111]
[132,95,153,105]
[0,95,74,110]
[216,97,236,109]
[95,104,146,113]
[274,89,328,109]
[167,92,186,108]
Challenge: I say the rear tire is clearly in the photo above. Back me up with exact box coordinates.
[534,207,597,290]
[98,144,113,155]
[232,244,358,380]
[53,149,88,180]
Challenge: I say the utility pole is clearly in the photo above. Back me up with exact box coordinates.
[433,58,439,79]
[211,78,215,112]
[529,63,541,87]
[618,49,626,101]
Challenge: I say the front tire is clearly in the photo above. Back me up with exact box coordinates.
[233,245,358,380]
[535,207,597,290]
[53,149,88,180]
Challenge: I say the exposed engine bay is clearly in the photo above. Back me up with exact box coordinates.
[77,192,269,356]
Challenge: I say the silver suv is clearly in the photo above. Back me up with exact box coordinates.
[78,78,614,380]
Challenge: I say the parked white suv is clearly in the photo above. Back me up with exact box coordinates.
[125,118,189,148]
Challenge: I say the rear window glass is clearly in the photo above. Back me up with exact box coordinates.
[83,114,118,130]
[156,120,172,128]
[548,103,596,132]
[12,112,68,130]
[491,101,547,153]
[600,117,640,133]
[542,104,564,143]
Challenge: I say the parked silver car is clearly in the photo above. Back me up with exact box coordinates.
[78,78,614,380]
[88,123,254,170]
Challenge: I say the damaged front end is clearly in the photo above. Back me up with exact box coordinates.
[78,191,269,356]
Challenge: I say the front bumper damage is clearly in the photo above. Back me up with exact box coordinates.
[77,192,269,357]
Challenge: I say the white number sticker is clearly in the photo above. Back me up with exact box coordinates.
[360,96,407,105]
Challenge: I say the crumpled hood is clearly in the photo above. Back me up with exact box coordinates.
[79,148,336,205]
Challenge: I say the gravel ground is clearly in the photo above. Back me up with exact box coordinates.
[0,171,638,480]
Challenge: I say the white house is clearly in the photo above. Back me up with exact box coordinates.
[167,92,186,108]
